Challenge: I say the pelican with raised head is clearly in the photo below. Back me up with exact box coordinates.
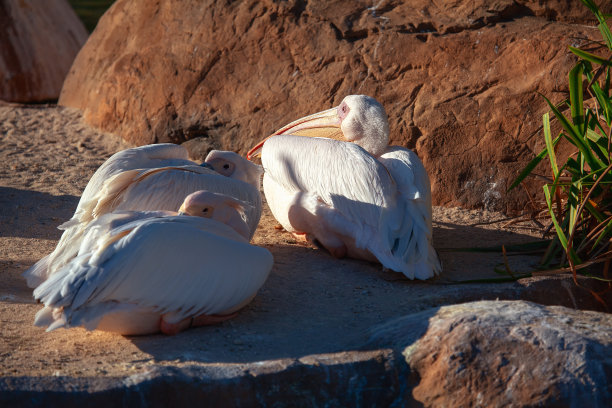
[247,95,440,280]
[32,190,273,335]
[24,144,263,288]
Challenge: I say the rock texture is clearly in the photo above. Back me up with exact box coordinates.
[368,300,612,407]
[59,0,604,211]
[2,105,612,406]
[1,350,410,407]
[0,0,88,102]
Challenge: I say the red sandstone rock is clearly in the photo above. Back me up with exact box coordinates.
[0,0,88,102]
[368,300,612,407]
[59,0,603,211]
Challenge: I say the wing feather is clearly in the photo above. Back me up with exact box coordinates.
[262,136,440,279]
[25,144,194,288]
[90,165,261,238]
[379,147,441,278]
[73,144,193,219]
[262,135,395,249]
[34,216,273,331]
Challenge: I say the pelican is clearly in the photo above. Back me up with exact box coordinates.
[24,144,263,288]
[32,190,273,335]
[247,95,440,280]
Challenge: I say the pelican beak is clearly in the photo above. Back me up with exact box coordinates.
[178,203,187,215]
[247,106,344,160]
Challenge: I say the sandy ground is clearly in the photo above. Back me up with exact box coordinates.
[0,104,546,377]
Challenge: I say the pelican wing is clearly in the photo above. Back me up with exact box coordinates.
[378,146,441,279]
[76,165,261,237]
[26,155,262,288]
[262,135,400,252]
[24,144,194,288]
[23,210,174,288]
[72,144,194,221]
[34,216,273,331]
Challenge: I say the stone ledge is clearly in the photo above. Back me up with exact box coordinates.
[1,349,411,407]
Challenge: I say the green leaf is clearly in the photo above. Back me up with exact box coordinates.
[569,63,585,128]
[564,157,583,177]
[586,127,611,164]
[544,93,603,171]
[580,0,600,16]
[589,81,612,126]
[598,22,612,50]
[569,46,612,66]
[568,182,580,233]
[592,217,612,249]
[543,112,558,175]
[543,184,582,265]
[508,134,561,191]
[584,200,606,223]
[544,184,569,250]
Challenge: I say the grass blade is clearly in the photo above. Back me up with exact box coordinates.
[569,62,585,129]
[542,94,602,171]
[569,47,612,66]
[543,112,558,175]
[508,134,561,190]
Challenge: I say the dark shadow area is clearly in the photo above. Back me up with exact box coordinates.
[127,221,539,364]
[0,187,78,239]
[68,0,115,32]
[0,258,38,303]
[128,218,611,364]
[432,219,544,282]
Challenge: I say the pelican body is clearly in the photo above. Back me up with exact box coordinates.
[248,95,440,280]
[24,144,263,288]
[33,191,273,335]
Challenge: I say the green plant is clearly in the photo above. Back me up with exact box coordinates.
[510,0,612,302]
[69,0,115,32]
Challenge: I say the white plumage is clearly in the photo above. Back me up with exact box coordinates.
[24,144,263,288]
[32,191,273,335]
[248,95,440,279]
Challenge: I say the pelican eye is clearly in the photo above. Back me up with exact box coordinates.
[223,164,230,169]
[338,102,350,119]
[202,208,209,213]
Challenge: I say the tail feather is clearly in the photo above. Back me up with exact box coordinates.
[368,198,440,280]
[23,254,50,288]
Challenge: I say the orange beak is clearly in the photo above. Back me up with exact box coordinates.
[247,106,345,160]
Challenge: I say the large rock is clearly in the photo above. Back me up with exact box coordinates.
[59,0,602,211]
[0,0,88,102]
[368,300,612,407]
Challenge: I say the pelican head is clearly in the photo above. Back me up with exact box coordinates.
[247,95,390,159]
[205,150,263,190]
[179,190,251,239]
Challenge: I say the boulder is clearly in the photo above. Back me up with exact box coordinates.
[368,300,612,407]
[59,0,603,211]
[0,0,88,102]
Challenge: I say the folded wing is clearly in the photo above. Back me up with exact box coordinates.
[33,215,273,331]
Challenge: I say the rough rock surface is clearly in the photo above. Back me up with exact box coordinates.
[59,0,604,212]
[0,0,88,102]
[368,300,612,407]
[2,104,612,406]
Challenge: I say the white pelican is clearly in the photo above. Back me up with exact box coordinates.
[247,95,440,280]
[24,144,263,288]
[32,190,273,335]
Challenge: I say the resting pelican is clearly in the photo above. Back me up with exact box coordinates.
[247,95,440,280]
[24,144,262,288]
[32,190,273,335]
